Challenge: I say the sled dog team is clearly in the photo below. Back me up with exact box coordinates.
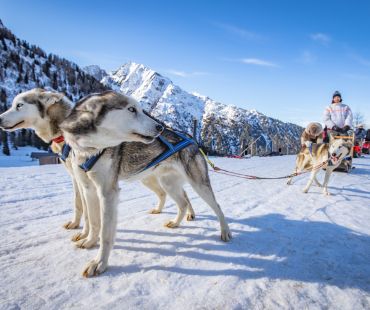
[0,89,353,277]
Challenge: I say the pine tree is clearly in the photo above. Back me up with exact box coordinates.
[52,72,58,90]
[26,130,32,145]
[42,61,51,77]
[0,89,6,103]
[9,131,18,150]
[31,65,36,81]
[2,130,10,156]
[16,71,22,83]
[1,37,7,51]
[24,72,29,84]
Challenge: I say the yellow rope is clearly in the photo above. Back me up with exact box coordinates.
[199,148,218,170]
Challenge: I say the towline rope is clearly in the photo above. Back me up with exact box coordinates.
[199,149,328,180]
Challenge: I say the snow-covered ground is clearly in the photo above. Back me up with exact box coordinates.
[0,146,39,167]
[0,154,369,309]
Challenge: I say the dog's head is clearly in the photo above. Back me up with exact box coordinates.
[328,139,352,165]
[305,122,323,137]
[0,88,71,141]
[60,91,163,150]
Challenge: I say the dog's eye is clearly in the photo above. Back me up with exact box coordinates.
[16,103,23,110]
[128,107,137,113]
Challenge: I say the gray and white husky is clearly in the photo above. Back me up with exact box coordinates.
[60,90,232,277]
[287,137,352,195]
[0,89,195,246]
[0,89,85,230]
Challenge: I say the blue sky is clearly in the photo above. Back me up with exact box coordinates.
[1,0,370,126]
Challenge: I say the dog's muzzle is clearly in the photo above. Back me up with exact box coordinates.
[330,153,340,165]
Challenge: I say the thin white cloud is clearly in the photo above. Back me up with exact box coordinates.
[241,58,279,68]
[166,70,209,78]
[213,22,263,40]
[310,33,331,45]
[297,50,316,64]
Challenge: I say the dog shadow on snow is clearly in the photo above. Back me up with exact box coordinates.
[108,213,370,291]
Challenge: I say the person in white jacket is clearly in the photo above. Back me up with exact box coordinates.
[323,91,353,136]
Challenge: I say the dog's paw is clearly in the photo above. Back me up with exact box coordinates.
[323,190,331,196]
[221,229,232,242]
[71,231,88,242]
[164,220,179,228]
[75,238,98,249]
[82,259,107,278]
[149,208,161,214]
[186,213,195,221]
[63,221,80,230]
[302,188,309,193]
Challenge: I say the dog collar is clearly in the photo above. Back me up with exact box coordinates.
[52,135,65,144]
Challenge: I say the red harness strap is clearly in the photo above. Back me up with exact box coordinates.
[52,135,65,144]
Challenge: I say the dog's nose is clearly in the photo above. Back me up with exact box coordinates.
[156,124,164,133]
[0,118,2,127]
[332,153,336,157]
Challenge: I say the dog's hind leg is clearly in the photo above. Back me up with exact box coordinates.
[183,191,195,221]
[187,179,231,241]
[63,177,83,229]
[142,175,167,214]
[159,174,189,228]
[182,153,231,242]
[314,175,322,187]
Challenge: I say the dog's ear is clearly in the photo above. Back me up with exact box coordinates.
[77,99,103,117]
[38,91,65,107]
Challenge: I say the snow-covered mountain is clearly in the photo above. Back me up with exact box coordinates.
[101,62,303,155]
[0,20,108,108]
[83,65,107,82]
[0,19,303,156]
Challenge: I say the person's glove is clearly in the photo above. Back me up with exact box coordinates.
[343,125,351,132]
[305,141,312,148]
[332,125,340,131]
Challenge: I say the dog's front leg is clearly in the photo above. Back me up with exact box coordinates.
[70,166,91,242]
[82,178,119,277]
[63,177,82,229]
[322,168,333,195]
[75,177,101,249]
[303,169,319,193]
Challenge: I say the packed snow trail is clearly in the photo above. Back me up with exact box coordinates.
[0,155,369,309]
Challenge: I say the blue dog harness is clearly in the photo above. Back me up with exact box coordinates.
[54,131,195,173]
[60,143,71,162]
[142,131,195,171]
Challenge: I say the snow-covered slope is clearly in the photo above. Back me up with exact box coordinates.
[0,20,108,107]
[1,18,303,156]
[82,65,107,82]
[1,155,369,309]
[102,62,303,155]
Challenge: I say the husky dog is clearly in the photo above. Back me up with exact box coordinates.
[0,89,194,246]
[60,90,232,277]
[0,89,85,230]
[287,138,352,195]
